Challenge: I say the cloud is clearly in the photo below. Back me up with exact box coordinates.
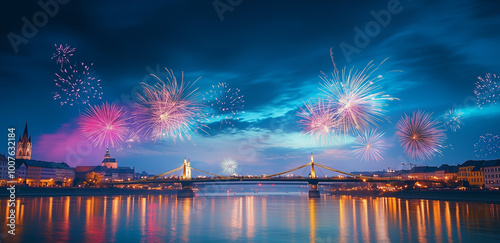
[34,123,103,167]
[455,105,500,119]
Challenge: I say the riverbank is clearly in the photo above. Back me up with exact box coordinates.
[0,187,177,197]
[327,189,500,203]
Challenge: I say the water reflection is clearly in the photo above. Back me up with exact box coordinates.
[1,195,500,242]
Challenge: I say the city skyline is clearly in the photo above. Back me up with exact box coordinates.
[1,1,500,175]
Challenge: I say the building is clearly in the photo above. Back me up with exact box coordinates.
[458,160,485,187]
[0,154,9,185]
[16,123,32,160]
[483,159,500,189]
[16,159,74,187]
[135,171,155,180]
[101,149,118,169]
[74,149,134,184]
[433,164,459,181]
[407,166,438,180]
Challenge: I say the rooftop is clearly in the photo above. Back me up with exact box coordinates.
[16,159,72,170]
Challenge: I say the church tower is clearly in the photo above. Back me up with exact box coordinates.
[16,123,32,160]
[101,148,118,169]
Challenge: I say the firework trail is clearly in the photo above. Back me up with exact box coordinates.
[475,73,500,108]
[396,111,445,160]
[320,57,397,134]
[205,82,244,129]
[51,44,76,69]
[443,108,464,132]
[132,68,205,142]
[53,62,103,106]
[297,99,338,144]
[474,133,500,158]
[352,129,387,162]
[221,158,238,175]
[79,102,129,148]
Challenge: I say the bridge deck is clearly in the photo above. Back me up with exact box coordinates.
[108,177,437,185]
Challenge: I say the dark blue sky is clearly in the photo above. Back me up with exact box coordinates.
[1,0,500,175]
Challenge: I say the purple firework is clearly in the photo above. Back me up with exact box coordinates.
[132,68,206,142]
[297,99,338,144]
[52,44,76,69]
[396,111,445,160]
[352,129,387,162]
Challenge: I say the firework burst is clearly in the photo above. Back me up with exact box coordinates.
[396,111,445,160]
[320,58,397,134]
[53,62,103,106]
[474,73,500,108]
[205,82,244,128]
[443,108,464,132]
[221,158,238,175]
[79,102,129,148]
[132,68,205,142]
[474,133,500,158]
[352,129,387,162]
[51,44,76,69]
[297,99,338,144]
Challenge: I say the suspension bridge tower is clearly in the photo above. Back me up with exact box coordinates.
[179,157,194,198]
[308,153,321,198]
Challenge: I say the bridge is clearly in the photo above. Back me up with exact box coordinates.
[109,153,441,198]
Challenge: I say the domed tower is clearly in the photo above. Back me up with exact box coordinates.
[101,148,118,169]
[16,123,32,160]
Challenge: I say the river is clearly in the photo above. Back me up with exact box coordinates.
[1,192,500,242]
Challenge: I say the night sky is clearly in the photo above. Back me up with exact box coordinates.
[1,0,500,176]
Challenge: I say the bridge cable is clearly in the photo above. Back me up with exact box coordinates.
[318,167,326,178]
[263,162,312,178]
[313,163,400,181]
[299,165,307,177]
[148,165,184,180]
[313,163,370,179]
[190,167,230,179]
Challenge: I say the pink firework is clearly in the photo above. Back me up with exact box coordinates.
[297,99,338,144]
[352,129,387,162]
[51,44,76,69]
[396,111,445,160]
[54,62,103,106]
[79,102,129,148]
[321,55,397,134]
[133,68,205,142]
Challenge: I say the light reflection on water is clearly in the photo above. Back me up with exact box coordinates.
[1,194,500,242]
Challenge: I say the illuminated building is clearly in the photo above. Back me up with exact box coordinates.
[16,123,32,160]
[433,165,459,181]
[15,159,74,187]
[458,160,485,187]
[483,159,500,189]
[74,149,134,183]
[101,148,118,169]
[0,154,9,185]
[407,166,437,180]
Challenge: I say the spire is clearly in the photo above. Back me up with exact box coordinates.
[21,123,29,142]
[16,122,32,160]
[310,152,314,163]
[104,148,111,158]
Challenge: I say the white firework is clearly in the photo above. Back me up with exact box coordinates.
[221,158,238,175]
